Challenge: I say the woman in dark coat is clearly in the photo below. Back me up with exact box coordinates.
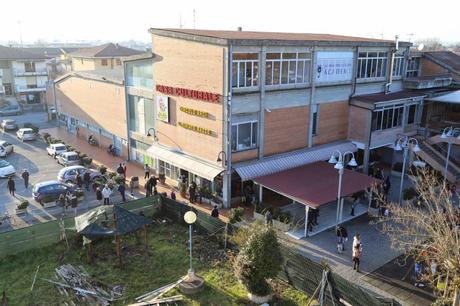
[96,187,103,204]
[7,177,15,196]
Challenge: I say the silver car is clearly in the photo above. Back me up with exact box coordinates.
[0,141,13,157]
[0,105,22,116]
[57,166,101,184]
[1,119,17,131]
[57,152,80,167]
[16,128,36,141]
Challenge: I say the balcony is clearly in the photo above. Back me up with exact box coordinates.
[13,69,48,77]
[15,85,46,93]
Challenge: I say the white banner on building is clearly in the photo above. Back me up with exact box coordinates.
[316,51,353,83]
[156,95,169,123]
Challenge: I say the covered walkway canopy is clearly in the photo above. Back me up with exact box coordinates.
[426,90,460,104]
[254,161,377,209]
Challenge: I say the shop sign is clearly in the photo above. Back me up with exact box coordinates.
[156,95,170,123]
[179,106,209,118]
[178,122,212,136]
[156,84,221,103]
[316,51,353,83]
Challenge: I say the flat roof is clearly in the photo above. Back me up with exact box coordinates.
[254,161,377,208]
[350,90,426,109]
[426,90,460,104]
[150,28,409,47]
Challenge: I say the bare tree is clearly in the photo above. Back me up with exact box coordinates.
[415,37,445,51]
[379,169,460,306]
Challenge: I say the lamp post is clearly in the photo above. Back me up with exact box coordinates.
[216,151,227,167]
[394,136,420,204]
[440,126,460,184]
[184,210,197,279]
[328,150,358,223]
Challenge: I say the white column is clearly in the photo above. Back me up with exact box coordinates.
[304,205,310,238]
[259,184,263,203]
[339,198,345,221]
[222,172,231,208]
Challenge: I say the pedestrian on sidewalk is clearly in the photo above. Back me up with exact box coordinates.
[352,243,362,272]
[75,172,83,188]
[351,196,359,216]
[211,205,219,218]
[353,233,362,249]
[116,163,124,177]
[336,224,348,253]
[144,164,150,179]
[96,186,103,205]
[145,180,151,197]
[118,182,126,202]
[148,176,157,195]
[102,184,112,205]
[7,177,15,196]
[83,170,91,191]
[21,169,29,189]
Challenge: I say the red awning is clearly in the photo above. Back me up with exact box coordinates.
[254,161,378,209]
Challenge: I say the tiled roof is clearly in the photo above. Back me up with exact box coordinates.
[0,45,48,60]
[150,28,394,43]
[424,51,460,74]
[20,47,79,58]
[70,43,144,58]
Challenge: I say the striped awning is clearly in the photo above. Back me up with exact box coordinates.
[146,143,224,181]
[234,141,357,181]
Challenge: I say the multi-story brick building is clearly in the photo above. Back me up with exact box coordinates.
[70,43,144,71]
[0,45,49,103]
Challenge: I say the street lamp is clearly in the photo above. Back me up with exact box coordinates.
[440,126,460,184]
[146,128,159,141]
[216,151,227,167]
[328,150,358,223]
[394,136,420,204]
[184,210,197,279]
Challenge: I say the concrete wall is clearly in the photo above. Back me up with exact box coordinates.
[151,34,225,163]
[54,76,127,139]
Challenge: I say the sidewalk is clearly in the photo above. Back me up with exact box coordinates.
[42,126,230,222]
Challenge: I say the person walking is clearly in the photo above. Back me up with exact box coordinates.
[353,233,362,249]
[352,243,362,272]
[144,180,151,197]
[116,163,124,176]
[102,184,112,205]
[75,172,83,188]
[148,176,157,195]
[144,164,150,179]
[351,196,359,216]
[336,225,348,253]
[7,177,15,196]
[118,182,126,202]
[96,186,103,205]
[211,205,219,218]
[21,169,30,189]
[83,170,91,191]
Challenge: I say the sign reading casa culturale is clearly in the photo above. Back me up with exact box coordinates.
[156,84,221,103]
[178,122,212,136]
[179,106,209,118]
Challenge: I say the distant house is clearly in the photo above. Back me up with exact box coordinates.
[70,43,144,71]
[0,45,49,104]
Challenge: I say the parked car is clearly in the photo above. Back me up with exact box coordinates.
[0,160,15,178]
[0,141,14,157]
[1,119,18,131]
[57,166,101,184]
[57,152,80,167]
[16,128,36,141]
[0,105,22,116]
[46,143,67,158]
[32,180,75,203]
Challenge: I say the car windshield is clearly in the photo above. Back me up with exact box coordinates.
[0,160,10,168]
[55,145,66,151]
[67,154,78,161]
[23,130,33,134]
[3,120,15,124]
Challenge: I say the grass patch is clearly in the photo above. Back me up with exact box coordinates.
[0,221,309,305]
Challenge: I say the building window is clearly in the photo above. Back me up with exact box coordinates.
[406,57,420,78]
[312,104,318,135]
[128,95,154,134]
[126,61,153,89]
[392,54,405,77]
[407,104,418,125]
[357,52,388,79]
[116,59,122,65]
[371,104,404,131]
[231,121,258,151]
[232,53,259,88]
[3,83,12,96]
[101,59,108,66]
[24,62,36,72]
[158,160,179,179]
[265,52,311,86]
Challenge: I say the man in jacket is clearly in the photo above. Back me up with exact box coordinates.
[102,184,112,205]
[21,169,30,189]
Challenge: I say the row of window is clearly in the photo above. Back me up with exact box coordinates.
[232,51,417,89]
[371,104,419,132]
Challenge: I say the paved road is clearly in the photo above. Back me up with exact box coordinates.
[0,112,143,232]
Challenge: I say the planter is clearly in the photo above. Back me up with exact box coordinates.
[15,208,27,215]
[247,293,273,304]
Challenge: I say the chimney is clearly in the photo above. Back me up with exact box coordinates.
[237,27,242,32]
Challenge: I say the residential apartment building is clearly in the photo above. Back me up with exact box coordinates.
[124,28,424,210]
[51,69,128,157]
[0,45,49,103]
[70,43,144,71]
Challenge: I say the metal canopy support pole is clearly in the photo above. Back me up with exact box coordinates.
[339,198,344,222]
[398,146,408,204]
[259,184,263,203]
[336,168,343,223]
[304,205,310,238]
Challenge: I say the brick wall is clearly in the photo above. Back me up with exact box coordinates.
[232,149,258,163]
[264,106,309,157]
[71,57,96,71]
[348,105,370,143]
[152,34,225,163]
[313,101,349,146]
[421,58,448,76]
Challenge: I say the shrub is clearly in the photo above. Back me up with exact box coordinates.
[65,145,75,152]
[80,157,92,167]
[229,207,245,224]
[114,175,124,184]
[50,138,63,144]
[41,132,51,143]
[403,187,417,200]
[99,165,107,175]
[74,189,85,198]
[235,224,282,296]
[107,172,117,179]
[17,200,29,210]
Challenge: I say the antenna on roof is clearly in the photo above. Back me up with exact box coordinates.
[179,12,183,28]
[193,9,196,29]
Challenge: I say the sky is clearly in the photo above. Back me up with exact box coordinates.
[0,0,459,44]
